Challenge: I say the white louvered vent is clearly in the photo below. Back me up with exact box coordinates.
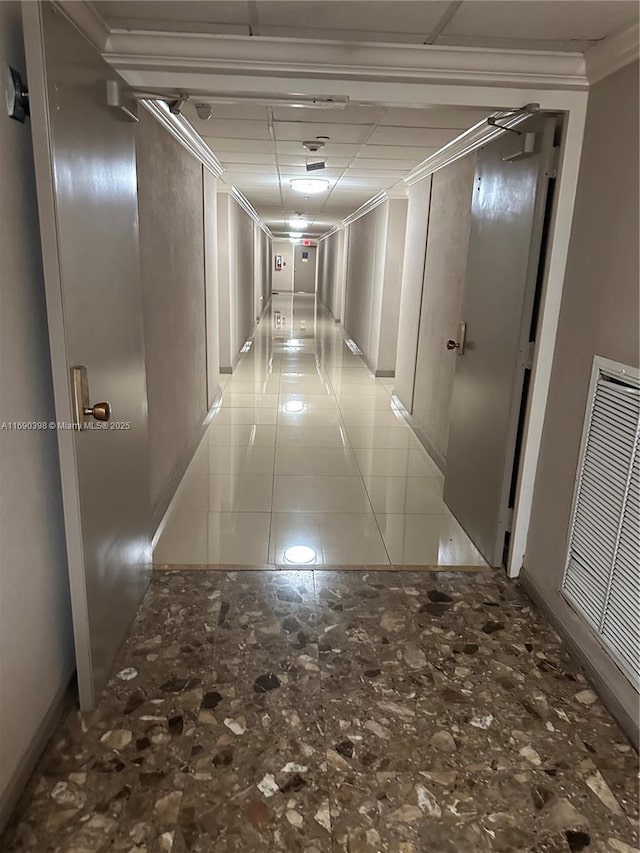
[562,358,640,690]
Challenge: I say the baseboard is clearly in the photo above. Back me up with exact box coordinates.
[390,394,447,475]
[151,387,223,541]
[219,350,241,375]
[0,675,75,834]
[520,570,639,749]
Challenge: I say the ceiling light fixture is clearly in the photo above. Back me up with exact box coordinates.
[291,178,329,194]
[289,219,309,229]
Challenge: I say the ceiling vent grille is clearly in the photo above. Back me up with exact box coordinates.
[562,357,640,690]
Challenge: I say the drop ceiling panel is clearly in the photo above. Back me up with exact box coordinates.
[275,141,361,157]
[346,169,410,180]
[94,1,252,29]
[379,107,492,128]
[217,152,277,166]
[202,138,275,154]
[218,163,278,174]
[274,122,372,144]
[367,127,464,147]
[271,106,386,124]
[255,1,450,36]
[356,144,439,161]
[444,1,638,42]
[200,119,271,140]
[277,155,352,169]
[351,157,424,171]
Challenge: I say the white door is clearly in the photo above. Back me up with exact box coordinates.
[23,2,151,709]
[444,116,558,567]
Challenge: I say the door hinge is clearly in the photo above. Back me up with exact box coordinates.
[546,145,560,179]
[526,340,535,370]
[504,507,514,532]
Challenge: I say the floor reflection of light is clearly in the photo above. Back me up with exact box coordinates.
[284,400,305,414]
[283,545,317,564]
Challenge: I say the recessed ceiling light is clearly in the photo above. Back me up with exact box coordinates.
[291,178,329,194]
[283,545,317,564]
[289,219,309,229]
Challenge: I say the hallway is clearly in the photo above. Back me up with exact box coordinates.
[154,294,486,569]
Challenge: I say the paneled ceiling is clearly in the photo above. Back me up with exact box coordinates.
[184,102,491,237]
[94,1,638,51]
[91,1,638,237]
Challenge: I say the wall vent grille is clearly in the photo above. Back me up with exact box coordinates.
[562,358,640,690]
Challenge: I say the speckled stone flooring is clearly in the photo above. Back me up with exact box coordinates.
[3,570,638,853]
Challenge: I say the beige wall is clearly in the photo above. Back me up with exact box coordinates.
[344,199,408,374]
[411,154,476,467]
[523,61,640,742]
[217,192,233,369]
[203,170,221,408]
[377,199,408,373]
[234,202,255,349]
[254,227,271,319]
[317,229,347,321]
[394,179,432,409]
[137,109,218,520]
[218,195,269,371]
[0,2,73,828]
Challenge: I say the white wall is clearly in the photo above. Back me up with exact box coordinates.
[0,1,73,829]
[343,199,408,375]
[523,61,640,744]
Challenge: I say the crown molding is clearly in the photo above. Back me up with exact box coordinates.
[55,1,110,51]
[102,30,588,90]
[404,110,535,187]
[341,191,389,228]
[316,224,343,243]
[140,99,224,177]
[584,22,639,85]
[230,187,274,238]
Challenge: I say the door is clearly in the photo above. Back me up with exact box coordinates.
[23,2,151,709]
[443,116,558,567]
[294,244,317,292]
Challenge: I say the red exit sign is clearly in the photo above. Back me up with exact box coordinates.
[303,239,311,246]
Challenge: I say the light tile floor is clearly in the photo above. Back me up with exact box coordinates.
[154,294,487,569]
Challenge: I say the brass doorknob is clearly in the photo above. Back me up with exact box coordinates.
[84,402,111,421]
[446,339,460,350]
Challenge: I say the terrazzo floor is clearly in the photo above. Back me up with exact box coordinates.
[2,570,638,853]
